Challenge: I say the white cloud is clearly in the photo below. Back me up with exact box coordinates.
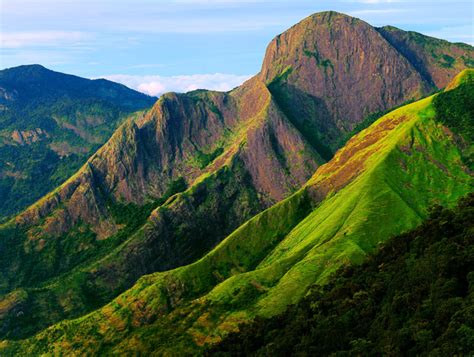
[100,73,253,96]
[349,8,406,16]
[425,25,474,44]
[0,31,90,48]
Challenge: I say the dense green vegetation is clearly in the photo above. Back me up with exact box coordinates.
[0,142,86,220]
[0,177,188,293]
[433,70,474,168]
[107,177,187,226]
[434,71,473,141]
[194,147,225,169]
[0,177,189,339]
[209,193,474,356]
[0,158,266,341]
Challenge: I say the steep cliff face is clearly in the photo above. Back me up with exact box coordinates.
[0,12,472,342]
[13,77,319,241]
[259,11,473,152]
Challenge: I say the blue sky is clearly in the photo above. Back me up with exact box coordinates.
[1,0,473,95]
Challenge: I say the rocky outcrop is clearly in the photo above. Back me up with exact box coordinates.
[260,11,473,151]
[10,128,49,145]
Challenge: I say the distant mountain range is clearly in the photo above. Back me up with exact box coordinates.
[0,11,472,355]
[0,64,156,220]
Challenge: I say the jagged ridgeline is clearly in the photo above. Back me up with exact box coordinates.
[0,65,156,220]
[0,11,473,354]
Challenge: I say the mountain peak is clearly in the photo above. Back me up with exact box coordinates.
[279,11,361,38]
[15,63,46,70]
[0,64,52,81]
[3,63,47,71]
[0,64,156,106]
[307,10,351,20]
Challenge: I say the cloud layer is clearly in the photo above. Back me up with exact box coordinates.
[101,73,252,96]
[1,31,89,48]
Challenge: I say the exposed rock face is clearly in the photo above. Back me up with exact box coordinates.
[10,128,49,145]
[15,77,320,240]
[260,11,473,149]
[89,90,238,203]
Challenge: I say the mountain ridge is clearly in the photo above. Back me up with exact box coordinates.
[0,65,156,220]
[0,64,156,109]
[209,192,474,356]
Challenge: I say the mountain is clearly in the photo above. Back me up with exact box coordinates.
[2,68,472,355]
[209,193,474,356]
[0,11,472,347]
[260,11,473,151]
[0,64,156,220]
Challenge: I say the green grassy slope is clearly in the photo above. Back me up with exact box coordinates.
[2,71,471,355]
[209,193,474,356]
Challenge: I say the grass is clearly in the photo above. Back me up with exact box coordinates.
[192,147,224,169]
